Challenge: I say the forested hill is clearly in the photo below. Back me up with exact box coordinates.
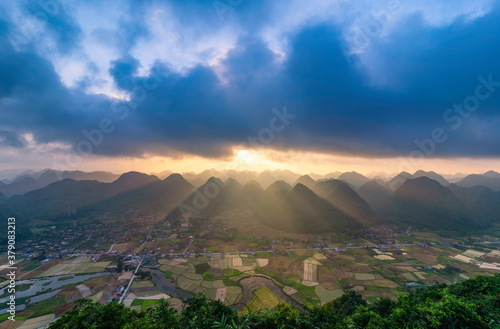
[49,274,500,328]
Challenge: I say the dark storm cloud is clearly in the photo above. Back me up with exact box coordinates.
[0,131,25,149]
[21,0,83,54]
[0,1,500,159]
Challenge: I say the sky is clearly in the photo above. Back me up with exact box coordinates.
[0,0,500,175]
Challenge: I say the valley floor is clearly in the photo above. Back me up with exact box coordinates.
[1,225,500,328]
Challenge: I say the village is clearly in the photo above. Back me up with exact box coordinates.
[1,215,500,327]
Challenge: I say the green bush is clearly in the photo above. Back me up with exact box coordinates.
[49,274,500,328]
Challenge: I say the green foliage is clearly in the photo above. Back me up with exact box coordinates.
[26,295,66,318]
[194,262,211,274]
[323,290,367,318]
[49,274,500,329]
[441,264,462,275]
[117,259,123,273]
[21,263,42,271]
[48,299,141,328]
[224,269,242,278]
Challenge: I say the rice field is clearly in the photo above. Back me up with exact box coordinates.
[303,263,317,281]
[354,273,375,280]
[224,286,243,305]
[452,254,475,263]
[132,238,497,312]
[401,272,416,280]
[413,272,426,280]
[487,250,500,257]
[462,250,485,258]
[131,299,162,311]
[131,280,155,288]
[38,257,110,277]
[479,262,500,270]
[314,285,343,305]
[246,286,283,311]
[370,279,399,288]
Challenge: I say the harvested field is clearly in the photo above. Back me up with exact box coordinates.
[303,263,317,282]
[479,263,500,270]
[452,255,475,263]
[283,286,298,295]
[215,287,227,302]
[334,269,354,280]
[463,250,485,258]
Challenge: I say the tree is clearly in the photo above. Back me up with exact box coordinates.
[49,299,139,328]
[117,259,123,273]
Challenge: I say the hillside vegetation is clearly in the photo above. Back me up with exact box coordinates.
[49,274,500,328]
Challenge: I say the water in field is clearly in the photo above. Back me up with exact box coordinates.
[0,271,112,314]
[147,269,193,299]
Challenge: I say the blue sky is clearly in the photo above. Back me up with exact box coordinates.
[0,0,499,174]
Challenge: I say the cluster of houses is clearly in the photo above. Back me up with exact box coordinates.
[108,285,125,302]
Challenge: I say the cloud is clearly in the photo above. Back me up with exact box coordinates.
[0,131,25,149]
[0,0,499,164]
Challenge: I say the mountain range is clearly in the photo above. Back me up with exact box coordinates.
[381,177,484,231]
[0,169,119,197]
[2,169,500,240]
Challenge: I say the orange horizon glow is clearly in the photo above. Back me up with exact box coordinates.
[6,148,499,178]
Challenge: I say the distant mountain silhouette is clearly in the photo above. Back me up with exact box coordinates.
[483,170,500,179]
[110,172,159,191]
[226,171,259,185]
[0,169,119,197]
[82,173,195,218]
[0,176,41,197]
[338,172,370,189]
[256,184,361,234]
[2,169,500,242]
[358,180,392,209]
[457,172,500,191]
[167,178,363,234]
[166,177,244,220]
[269,170,301,185]
[245,180,264,191]
[386,172,412,191]
[448,184,500,225]
[153,170,174,180]
[313,179,377,225]
[257,171,277,189]
[0,172,160,221]
[387,171,448,191]
[412,170,449,186]
[382,177,480,231]
[182,170,220,187]
[238,181,266,209]
[293,175,316,189]
[265,180,292,194]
